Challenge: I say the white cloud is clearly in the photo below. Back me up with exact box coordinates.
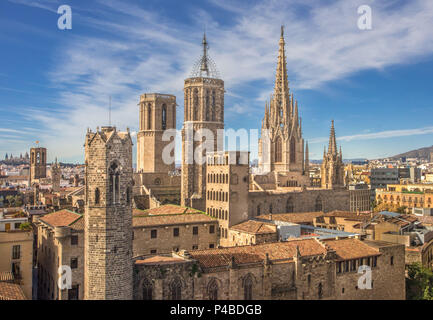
[15,0,433,162]
[309,126,433,144]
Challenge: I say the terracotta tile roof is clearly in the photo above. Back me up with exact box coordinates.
[133,213,216,227]
[134,204,203,216]
[135,255,186,265]
[258,212,324,224]
[39,209,82,228]
[0,282,27,300]
[323,238,380,260]
[417,215,433,225]
[189,239,327,268]
[230,220,276,234]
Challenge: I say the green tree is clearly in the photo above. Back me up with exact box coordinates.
[406,263,433,300]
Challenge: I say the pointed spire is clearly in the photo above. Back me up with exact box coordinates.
[328,120,337,155]
[200,32,209,75]
[273,25,289,108]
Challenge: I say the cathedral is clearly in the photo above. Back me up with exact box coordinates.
[34,27,382,301]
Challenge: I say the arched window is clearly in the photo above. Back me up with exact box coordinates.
[269,204,273,214]
[95,188,100,205]
[211,90,216,121]
[244,274,253,300]
[170,278,182,300]
[193,89,199,121]
[142,279,153,300]
[290,137,296,163]
[147,103,152,130]
[207,279,218,300]
[275,136,282,162]
[286,197,294,213]
[257,205,261,216]
[315,196,323,212]
[126,187,131,205]
[109,162,120,204]
[162,104,167,130]
[205,90,210,121]
[318,283,323,299]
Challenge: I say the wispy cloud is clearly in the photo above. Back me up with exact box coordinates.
[310,126,433,144]
[11,0,433,161]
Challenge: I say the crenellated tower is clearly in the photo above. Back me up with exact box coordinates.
[84,126,133,300]
[321,120,345,189]
[136,93,176,173]
[181,33,225,211]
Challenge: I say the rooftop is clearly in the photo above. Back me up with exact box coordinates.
[133,212,215,227]
[230,220,276,235]
[38,209,82,228]
[0,282,27,300]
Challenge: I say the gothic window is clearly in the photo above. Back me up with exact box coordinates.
[109,162,120,204]
[193,89,199,121]
[286,197,294,213]
[318,283,323,299]
[126,187,131,205]
[170,278,182,300]
[162,104,167,130]
[290,137,296,163]
[275,136,282,163]
[211,90,216,121]
[147,103,152,130]
[142,279,153,300]
[269,204,273,214]
[36,152,40,164]
[257,205,261,216]
[243,274,253,300]
[205,90,210,121]
[315,196,323,212]
[207,279,218,300]
[95,188,100,205]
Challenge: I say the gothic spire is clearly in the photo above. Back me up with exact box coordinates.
[274,25,289,108]
[190,32,220,78]
[328,120,337,155]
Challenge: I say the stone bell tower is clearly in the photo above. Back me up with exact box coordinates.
[30,147,47,184]
[136,93,176,173]
[181,33,225,211]
[84,126,133,300]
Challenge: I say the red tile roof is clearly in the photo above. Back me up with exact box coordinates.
[134,204,203,216]
[258,212,324,224]
[323,238,380,260]
[39,209,82,228]
[189,239,326,268]
[0,282,27,300]
[135,255,186,265]
[133,213,216,227]
[230,220,276,234]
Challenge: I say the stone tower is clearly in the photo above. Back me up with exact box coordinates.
[84,126,133,300]
[206,151,250,247]
[181,33,225,211]
[51,158,61,193]
[136,93,176,173]
[30,147,47,184]
[258,27,309,186]
[321,120,345,189]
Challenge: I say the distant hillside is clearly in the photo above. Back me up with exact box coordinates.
[392,145,433,160]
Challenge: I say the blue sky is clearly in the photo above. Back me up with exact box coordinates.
[1,0,433,163]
